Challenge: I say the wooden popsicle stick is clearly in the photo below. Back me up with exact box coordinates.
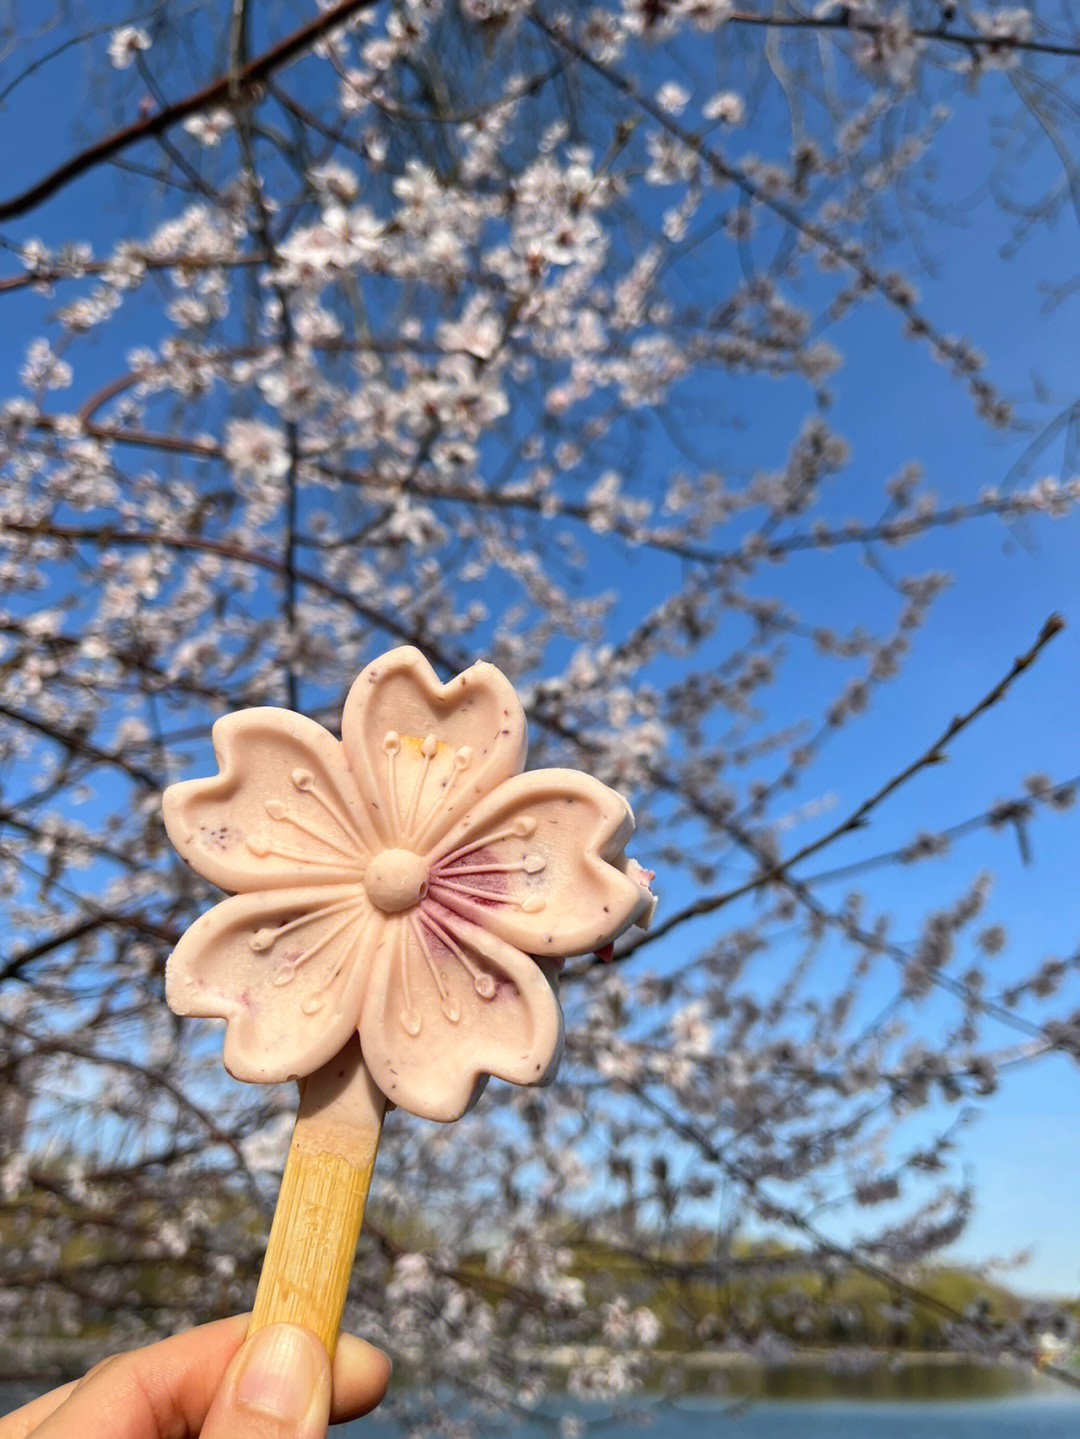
[249,1035,386,1355]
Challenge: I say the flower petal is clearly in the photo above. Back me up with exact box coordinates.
[359,909,563,1122]
[165,886,373,1083]
[426,770,653,958]
[340,647,527,851]
[163,709,378,893]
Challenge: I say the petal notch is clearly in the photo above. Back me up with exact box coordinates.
[165,886,371,1083]
[164,709,376,892]
[359,912,564,1122]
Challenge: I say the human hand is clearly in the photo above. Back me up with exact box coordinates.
[0,1314,391,1439]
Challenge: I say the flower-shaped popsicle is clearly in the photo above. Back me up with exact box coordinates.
[164,646,656,1121]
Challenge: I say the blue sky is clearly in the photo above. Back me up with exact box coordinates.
[2,14,1078,1299]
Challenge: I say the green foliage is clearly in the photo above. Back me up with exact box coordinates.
[3,1181,1048,1360]
[552,1226,1038,1353]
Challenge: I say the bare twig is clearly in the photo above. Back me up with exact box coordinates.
[619,615,1066,953]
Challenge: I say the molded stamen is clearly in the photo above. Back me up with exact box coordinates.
[383,730,402,834]
[429,873,548,916]
[434,816,538,869]
[420,911,497,1001]
[299,913,368,1016]
[266,909,359,987]
[434,854,546,878]
[247,897,361,953]
[400,920,422,1036]
[413,918,460,1023]
[244,832,360,868]
[262,797,361,861]
[289,766,370,849]
[402,732,440,842]
[412,744,474,849]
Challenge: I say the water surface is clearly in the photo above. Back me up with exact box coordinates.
[5,1371,1080,1437]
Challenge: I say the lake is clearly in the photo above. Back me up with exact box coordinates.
[346,1393,1080,1437]
[5,1378,1080,1437]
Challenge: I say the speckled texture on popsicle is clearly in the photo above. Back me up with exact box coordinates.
[163,646,655,1122]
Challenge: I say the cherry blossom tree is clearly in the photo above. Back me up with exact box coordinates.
[2,0,1079,1426]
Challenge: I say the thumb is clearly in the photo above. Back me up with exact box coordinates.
[200,1324,331,1439]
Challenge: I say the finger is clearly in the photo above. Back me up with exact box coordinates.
[6,1316,389,1439]
[22,1315,251,1439]
[200,1325,390,1439]
[199,1325,331,1439]
[201,1323,391,1439]
[328,1332,393,1424]
[0,1381,77,1439]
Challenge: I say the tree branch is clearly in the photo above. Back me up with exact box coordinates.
[619,614,1066,954]
[0,0,380,223]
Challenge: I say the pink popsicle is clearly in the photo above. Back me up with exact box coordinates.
[163,646,655,1349]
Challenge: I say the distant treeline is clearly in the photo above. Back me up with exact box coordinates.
[3,1174,1075,1368]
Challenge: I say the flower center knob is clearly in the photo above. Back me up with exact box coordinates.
[364,848,429,913]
